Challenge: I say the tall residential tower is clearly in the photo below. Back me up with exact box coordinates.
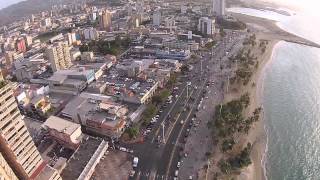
[0,82,62,180]
[213,0,225,16]
[99,10,112,32]
[46,42,72,72]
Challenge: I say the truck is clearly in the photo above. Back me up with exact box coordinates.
[133,157,139,168]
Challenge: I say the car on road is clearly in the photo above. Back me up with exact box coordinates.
[133,157,139,168]
[175,170,179,177]
[119,147,126,152]
[129,170,135,177]
[180,120,184,125]
[177,161,181,168]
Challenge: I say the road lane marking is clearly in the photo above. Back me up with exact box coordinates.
[164,78,208,179]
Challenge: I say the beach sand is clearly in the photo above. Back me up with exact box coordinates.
[236,39,278,180]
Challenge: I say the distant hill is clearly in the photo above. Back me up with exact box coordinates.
[0,0,71,26]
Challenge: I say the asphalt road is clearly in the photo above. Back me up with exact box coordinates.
[124,30,247,180]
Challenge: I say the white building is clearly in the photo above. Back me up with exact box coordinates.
[67,33,77,45]
[198,17,216,36]
[46,42,72,72]
[181,5,187,14]
[83,28,98,40]
[213,0,225,16]
[164,17,175,31]
[152,10,161,26]
[41,18,52,27]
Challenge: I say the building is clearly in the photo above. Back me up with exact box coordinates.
[89,12,97,22]
[0,153,18,180]
[41,18,52,27]
[83,27,98,40]
[42,116,83,149]
[61,94,128,138]
[0,82,61,179]
[5,51,24,67]
[99,10,112,32]
[61,137,108,180]
[67,32,77,45]
[152,10,161,26]
[16,38,27,53]
[47,68,95,95]
[46,42,72,72]
[198,17,216,36]
[181,5,187,14]
[156,49,191,61]
[164,17,175,31]
[213,0,225,16]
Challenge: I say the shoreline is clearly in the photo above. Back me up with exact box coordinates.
[234,39,278,180]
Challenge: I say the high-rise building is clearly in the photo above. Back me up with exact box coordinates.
[46,42,72,72]
[41,18,52,27]
[0,152,18,180]
[198,17,216,36]
[213,0,225,16]
[0,82,43,179]
[83,28,98,40]
[0,82,62,180]
[152,10,161,26]
[136,0,144,17]
[99,10,112,32]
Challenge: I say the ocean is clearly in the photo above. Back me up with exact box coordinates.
[228,6,320,180]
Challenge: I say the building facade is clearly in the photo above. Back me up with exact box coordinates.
[46,42,72,72]
[0,82,43,179]
[0,153,18,180]
[198,17,216,36]
[99,10,112,32]
[152,10,161,26]
[213,0,225,16]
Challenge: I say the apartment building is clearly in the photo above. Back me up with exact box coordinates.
[46,42,72,72]
[0,152,18,180]
[0,82,61,180]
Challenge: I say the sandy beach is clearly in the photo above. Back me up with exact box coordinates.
[221,11,299,180]
[236,39,278,180]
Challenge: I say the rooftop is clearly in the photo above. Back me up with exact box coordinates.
[60,136,103,180]
[43,116,81,136]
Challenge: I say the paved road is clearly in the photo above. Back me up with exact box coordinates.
[123,30,247,180]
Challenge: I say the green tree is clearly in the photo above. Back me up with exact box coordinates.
[126,126,139,138]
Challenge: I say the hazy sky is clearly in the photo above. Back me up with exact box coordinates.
[0,0,25,10]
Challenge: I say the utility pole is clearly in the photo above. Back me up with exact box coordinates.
[226,75,230,93]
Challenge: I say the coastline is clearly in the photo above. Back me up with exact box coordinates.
[237,39,278,180]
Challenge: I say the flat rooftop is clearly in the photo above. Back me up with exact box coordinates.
[43,116,81,136]
[60,136,103,180]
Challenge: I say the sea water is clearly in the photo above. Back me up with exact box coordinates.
[228,7,320,180]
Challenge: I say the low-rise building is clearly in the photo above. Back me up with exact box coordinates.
[42,116,83,149]
[61,93,128,138]
[47,68,95,95]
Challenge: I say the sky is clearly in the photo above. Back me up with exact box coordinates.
[0,0,25,10]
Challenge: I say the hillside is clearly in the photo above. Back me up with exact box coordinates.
[0,0,71,26]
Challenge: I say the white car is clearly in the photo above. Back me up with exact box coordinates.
[175,170,179,177]
[177,161,181,168]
